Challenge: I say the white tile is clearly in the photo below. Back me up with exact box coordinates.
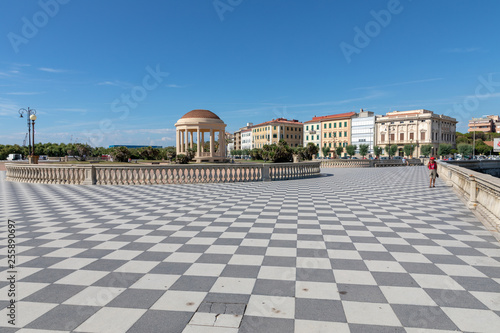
[245,294,295,319]
[184,263,226,277]
[130,273,180,290]
[354,243,387,252]
[205,245,238,254]
[265,247,297,257]
[64,286,125,306]
[188,312,217,326]
[0,301,57,328]
[391,252,432,263]
[92,241,128,250]
[102,250,142,260]
[74,307,146,333]
[411,274,465,290]
[470,291,500,311]
[45,248,86,257]
[215,313,243,328]
[342,301,401,326]
[380,286,437,306]
[365,260,406,273]
[436,264,487,277]
[296,257,331,269]
[49,258,96,270]
[442,307,500,333]
[55,270,108,286]
[295,320,350,333]
[227,254,263,266]
[333,270,377,285]
[458,256,500,267]
[327,250,362,260]
[84,234,118,241]
[210,277,256,294]
[148,243,182,252]
[0,282,48,301]
[297,240,326,249]
[258,266,296,281]
[182,325,238,333]
[151,290,206,311]
[413,245,452,255]
[295,281,340,300]
[164,252,202,263]
[134,235,167,243]
[115,260,159,274]
[39,239,79,248]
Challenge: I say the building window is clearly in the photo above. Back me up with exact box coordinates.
[324,124,327,129]
[390,134,395,141]
[409,133,414,140]
[329,123,332,128]
[316,125,319,130]
[281,134,283,139]
[287,135,289,138]
[324,133,327,138]
[273,134,277,138]
[344,121,347,127]
[316,135,319,140]
[306,126,308,131]
[421,132,425,140]
[381,134,385,142]
[329,133,332,138]
[339,122,342,128]
[344,131,347,137]
[334,142,336,147]
[400,133,404,141]
[274,126,276,130]
[306,135,309,141]
[339,132,342,137]
[329,143,332,147]
[334,123,337,128]
[333,132,336,137]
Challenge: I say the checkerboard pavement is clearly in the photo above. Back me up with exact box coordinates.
[1,166,500,332]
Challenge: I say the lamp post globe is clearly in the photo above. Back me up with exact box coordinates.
[30,114,37,121]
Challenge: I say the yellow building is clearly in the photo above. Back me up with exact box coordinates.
[252,118,303,148]
[319,112,355,157]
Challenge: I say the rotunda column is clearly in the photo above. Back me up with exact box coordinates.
[210,129,214,158]
[197,127,201,158]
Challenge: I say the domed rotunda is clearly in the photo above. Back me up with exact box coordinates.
[175,109,227,162]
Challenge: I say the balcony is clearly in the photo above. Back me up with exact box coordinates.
[308,130,316,134]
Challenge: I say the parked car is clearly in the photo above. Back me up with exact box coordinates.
[7,154,22,161]
[351,157,358,159]
[393,156,402,159]
[380,157,388,160]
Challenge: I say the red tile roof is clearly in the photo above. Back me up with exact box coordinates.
[252,118,303,127]
[181,109,221,119]
[306,112,356,122]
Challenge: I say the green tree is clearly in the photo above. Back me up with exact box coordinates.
[403,144,415,158]
[163,147,177,162]
[420,144,432,157]
[359,144,369,158]
[176,154,189,164]
[321,146,331,158]
[373,146,383,158]
[110,146,131,162]
[335,146,344,157]
[346,144,357,157]
[437,143,452,157]
[457,143,473,157]
[389,144,398,157]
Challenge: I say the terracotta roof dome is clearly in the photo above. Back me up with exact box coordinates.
[181,109,220,120]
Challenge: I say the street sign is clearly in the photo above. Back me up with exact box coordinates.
[495,138,500,152]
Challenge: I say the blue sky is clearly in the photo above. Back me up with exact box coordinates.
[1,0,499,147]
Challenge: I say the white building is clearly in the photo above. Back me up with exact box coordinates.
[375,109,457,157]
[351,109,375,155]
[241,129,252,151]
[303,119,321,156]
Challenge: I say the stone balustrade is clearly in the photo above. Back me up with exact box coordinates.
[319,159,422,168]
[438,161,500,232]
[5,162,321,185]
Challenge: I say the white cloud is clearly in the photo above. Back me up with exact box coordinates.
[97,80,133,89]
[5,92,44,95]
[38,67,68,73]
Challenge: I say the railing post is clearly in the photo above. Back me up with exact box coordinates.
[468,175,478,210]
[262,164,271,181]
[82,166,96,185]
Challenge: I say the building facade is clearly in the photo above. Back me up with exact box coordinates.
[252,118,303,148]
[303,120,321,155]
[375,109,457,157]
[351,109,375,155]
[233,130,242,151]
[241,129,252,151]
[318,112,355,157]
[468,115,499,133]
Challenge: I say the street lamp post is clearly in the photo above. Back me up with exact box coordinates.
[18,107,36,157]
[30,114,37,164]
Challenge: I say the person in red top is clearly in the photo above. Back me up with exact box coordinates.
[428,157,437,188]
